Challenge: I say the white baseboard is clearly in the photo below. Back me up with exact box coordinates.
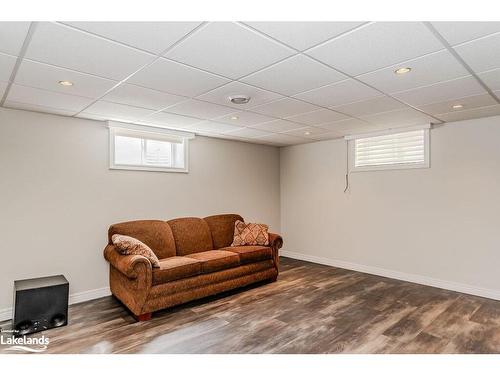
[0,286,111,323]
[280,250,500,301]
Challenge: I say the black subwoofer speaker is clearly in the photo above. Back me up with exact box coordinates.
[13,275,69,336]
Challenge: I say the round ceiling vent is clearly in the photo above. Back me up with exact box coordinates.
[228,95,251,104]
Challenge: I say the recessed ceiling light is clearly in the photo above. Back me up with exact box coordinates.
[452,104,464,109]
[228,95,251,104]
[304,131,311,136]
[58,80,73,86]
[230,115,239,120]
[394,67,411,75]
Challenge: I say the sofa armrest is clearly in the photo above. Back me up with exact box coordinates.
[269,233,283,251]
[268,233,283,272]
[103,244,152,279]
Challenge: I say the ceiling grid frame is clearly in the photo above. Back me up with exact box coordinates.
[2,21,500,146]
[423,22,500,104]
[239,21,446,125]
[0,22,37,106]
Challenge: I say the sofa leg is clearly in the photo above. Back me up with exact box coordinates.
[135,312,152,321]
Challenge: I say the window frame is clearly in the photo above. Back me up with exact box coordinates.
[108,122,194,173]
[347,125,431,173]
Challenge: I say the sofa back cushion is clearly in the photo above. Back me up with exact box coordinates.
[108,220,176,259]
[204,214,244,249]
[167,217,213,256]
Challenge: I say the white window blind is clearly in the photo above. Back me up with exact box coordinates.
[348,126,430,172]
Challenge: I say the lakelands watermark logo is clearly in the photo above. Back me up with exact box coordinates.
[0,330,49,353]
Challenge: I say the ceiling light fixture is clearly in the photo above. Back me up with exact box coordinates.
[394,67,411,75]
[452,104,464,109]
[230,115,239,120]
[304,131,311,136]
[228,95,251,105]
[58,80,73,86]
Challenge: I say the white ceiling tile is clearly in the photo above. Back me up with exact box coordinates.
[216,133,255,143]
[165,22,294,79]
[0,22,30,56]
[250,97,319,118]
[431,22,500,46]
[393,76,486,106]
[197,81,282,109]
[140,111,202,128]
[244,22,365,51]
[332,96,406,117]
[436,104,500,122]
[357,50,469,93]
[214,110,276,126]
[477,68,500,91]
[309,131,344,140]
[15,59,117,98]
[63,22,201,54]
[281,126,329,138]
[250,119,305,132]
[25,22,155,80]
[307,22,443,76]
[339,123,397,136]
[418,94,497,115]
[315,118,370,132]
[82,100,155,121]
[285,108,349,125]
[454,33,500,73]
[241,55,346,96]
[188,120,243,134]
[254,132,307,145]
[128,58,229,97]
[251,138,283,146]
[224,127,273,138]
[360,108,436,127]
[103,83,186,110]
[294,79,382,107]
[165,99,235,119]
[7,84,94,113]
[0,52,16,81]
[5,100,77,117]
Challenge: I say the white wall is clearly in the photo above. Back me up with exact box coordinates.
[280,115,500,299]
[0,107,280,312]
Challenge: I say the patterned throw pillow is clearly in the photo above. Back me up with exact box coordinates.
[231,220,269,246]
[112,234,160,268]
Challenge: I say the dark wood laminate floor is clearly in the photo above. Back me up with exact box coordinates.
[2,257,500,354]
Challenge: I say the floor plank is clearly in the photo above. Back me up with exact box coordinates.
[1,257,500,354]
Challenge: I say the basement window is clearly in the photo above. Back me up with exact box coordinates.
[347,125,430,172]
[109,122,194,173]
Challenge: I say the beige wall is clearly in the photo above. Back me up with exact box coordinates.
[280,115,500,298]
[0,107,280,312]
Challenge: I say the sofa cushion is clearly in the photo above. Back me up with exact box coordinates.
[185,250,240,273]
[167,217,213,256]
[231,220,269,246]
[204,214,244,249]
[152,257,202,285]
[112,234,160,268]
[108,220,176,259]
[220,246,272,264]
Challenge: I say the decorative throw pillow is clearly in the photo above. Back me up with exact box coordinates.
[111,234,160,268]
[231,220,269,246]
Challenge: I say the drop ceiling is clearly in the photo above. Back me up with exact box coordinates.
[1,21,500,146]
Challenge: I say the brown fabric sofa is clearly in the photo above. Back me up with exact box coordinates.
[103,214,283,320]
